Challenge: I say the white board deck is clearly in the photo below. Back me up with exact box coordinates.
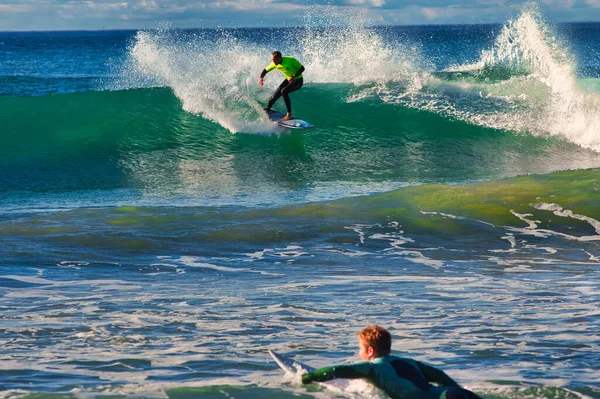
[268,350,352,391]
[266,110,314,129]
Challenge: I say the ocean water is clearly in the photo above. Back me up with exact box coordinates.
[1,7,599,399]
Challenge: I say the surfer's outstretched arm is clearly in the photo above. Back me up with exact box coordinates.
[302,362,371,384]
[258,69,269,86]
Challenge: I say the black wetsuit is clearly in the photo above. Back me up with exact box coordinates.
[266,78,303,113]
[302,355,482,399]
[260,56,305,114]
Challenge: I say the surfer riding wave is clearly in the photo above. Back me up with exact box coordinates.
[258,51,305,121]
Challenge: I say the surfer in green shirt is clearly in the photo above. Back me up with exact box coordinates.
[258,51,305,120]
[302,325,482,399]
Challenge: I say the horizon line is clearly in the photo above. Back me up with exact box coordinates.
[2,19,600,34]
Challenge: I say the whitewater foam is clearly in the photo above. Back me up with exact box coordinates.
[467,7,600,152]
[125,10,425,134]
[128,29,278,133]
[348,7,600,152]
[299,6,424,86]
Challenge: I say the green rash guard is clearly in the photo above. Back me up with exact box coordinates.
[301,355,460,399]
[265,56,304,80]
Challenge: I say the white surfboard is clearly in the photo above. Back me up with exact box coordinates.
[268,350,352,391]
[265,110,314,129]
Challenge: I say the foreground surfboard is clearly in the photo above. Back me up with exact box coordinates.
[268,350,352,391]
[266,110,314,129]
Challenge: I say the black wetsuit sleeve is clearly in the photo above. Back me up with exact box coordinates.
[302,363,370,384]
[293,65,305,78]
[260,69,268,78]
[415,361,460,387]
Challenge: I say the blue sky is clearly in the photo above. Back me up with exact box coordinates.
[1,0,600,31]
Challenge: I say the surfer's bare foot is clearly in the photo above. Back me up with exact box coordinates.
[283,113,293,120]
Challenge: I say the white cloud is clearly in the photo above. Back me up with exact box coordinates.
[165,3,205,12]
[420,5,465,21]
[86,2,129,11]
[134,0,159,11]
[345,0,385,7]
[0,4,36,12]
[211,0,271,9]
[210,0,304,11]
[540,0,575,8]
[56,8,75,18]
[3,0,600,31]
[420,7,437,20]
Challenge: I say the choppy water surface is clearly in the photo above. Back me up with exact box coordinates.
[1,6,599,399]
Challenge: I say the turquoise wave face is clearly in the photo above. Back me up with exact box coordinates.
[2,87,600,211]
[3,14,600,212]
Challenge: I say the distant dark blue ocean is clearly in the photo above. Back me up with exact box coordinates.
[1,7,599,399]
